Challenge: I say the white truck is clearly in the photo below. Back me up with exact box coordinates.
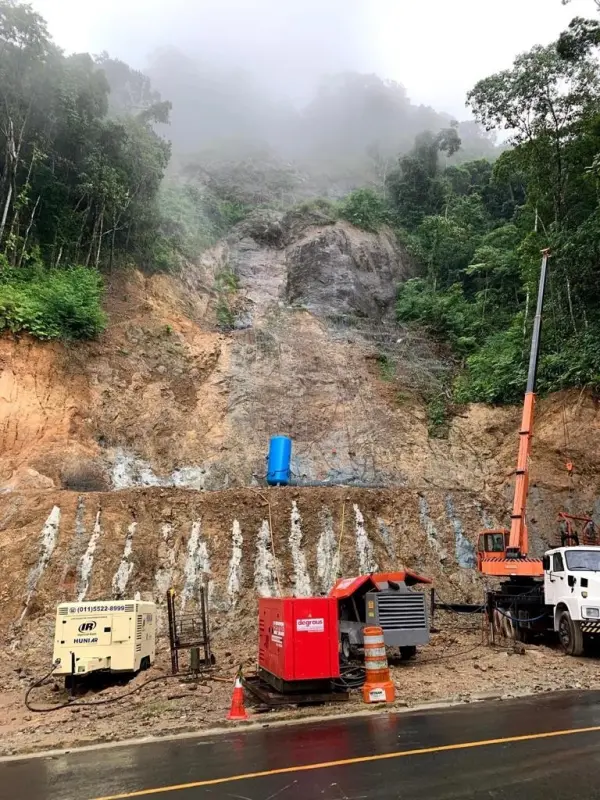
[53,600,156,682]
[543,546,600,656]
[486,545,600,654]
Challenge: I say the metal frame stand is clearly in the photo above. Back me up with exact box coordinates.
[167,587,213,675]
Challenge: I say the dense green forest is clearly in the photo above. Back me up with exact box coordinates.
[0,1,175,337]
[391,5,600,406]
[1,0,599,413]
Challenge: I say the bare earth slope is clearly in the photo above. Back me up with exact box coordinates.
[1,215,600,755]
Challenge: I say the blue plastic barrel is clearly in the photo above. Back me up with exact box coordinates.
[267,436,292,486]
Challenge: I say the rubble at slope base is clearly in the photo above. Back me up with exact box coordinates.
[1,624,599,757]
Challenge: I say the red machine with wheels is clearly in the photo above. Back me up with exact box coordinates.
[258,597,340,694]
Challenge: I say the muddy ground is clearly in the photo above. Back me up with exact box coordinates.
[1,614,598,758]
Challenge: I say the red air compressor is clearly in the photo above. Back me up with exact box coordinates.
[258,597,340,694]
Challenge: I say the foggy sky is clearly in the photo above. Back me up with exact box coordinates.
[32,0,583,115]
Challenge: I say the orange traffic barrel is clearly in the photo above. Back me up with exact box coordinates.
[362,626,395,704]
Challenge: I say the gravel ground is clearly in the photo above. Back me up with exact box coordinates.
[1,619,599,758]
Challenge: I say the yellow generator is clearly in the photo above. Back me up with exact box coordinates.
[53,600,156,679]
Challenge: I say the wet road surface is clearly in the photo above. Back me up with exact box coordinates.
[3,691,600,800]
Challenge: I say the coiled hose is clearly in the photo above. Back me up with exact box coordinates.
[332,665,366,691]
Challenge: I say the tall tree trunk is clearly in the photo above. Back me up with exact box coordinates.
[86,214,99,267]
[565,274,577,333]
[8,190,20,265]
[17,194,40,268]
[75,203,91,263]
[546,95,564,224]
[109,224,116,274]
[0,140,10,203]
[94,209,105,269]
[0,117,17,246]
[0,182,13,245]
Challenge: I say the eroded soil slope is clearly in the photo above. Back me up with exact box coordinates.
[1,214,600,755]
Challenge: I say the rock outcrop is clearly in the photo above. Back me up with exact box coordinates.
[286,222,410,318]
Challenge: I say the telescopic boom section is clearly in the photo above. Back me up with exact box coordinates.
[476,250,549,578]
[506,249,550,559]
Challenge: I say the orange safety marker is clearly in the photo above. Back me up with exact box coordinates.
[226,674,249,721]
[362,626,395,704]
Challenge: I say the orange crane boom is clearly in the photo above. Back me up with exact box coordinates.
[477,250,550,578]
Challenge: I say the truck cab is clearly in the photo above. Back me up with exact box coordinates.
[543,546,600,655]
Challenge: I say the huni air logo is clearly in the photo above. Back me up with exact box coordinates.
[78,621,97,633]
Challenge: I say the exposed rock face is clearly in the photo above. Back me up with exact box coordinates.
[285,222,410,318]
[1,214,599,606]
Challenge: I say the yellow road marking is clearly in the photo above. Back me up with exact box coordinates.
[93,723,600,800]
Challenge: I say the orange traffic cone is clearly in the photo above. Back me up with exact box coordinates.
[227,675,249,721]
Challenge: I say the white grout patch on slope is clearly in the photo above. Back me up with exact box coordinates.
[181,520,201,610]
[111,448,211,491]
[154,524,177,601]
[226,519,243,607]
[181,520,213,610]
[289,502,312,597]
[196,536,212,607]
[445,495,476,569]
[77,510,103,601]
[476,501,495,530]
[317,507,339,593]
[254,520,279,598]
[74,497,86,538]
[354,505,378,574]
[20,506,61,623]
[112,522,137,597]
[61,496,86,589]
[418,495,448,563]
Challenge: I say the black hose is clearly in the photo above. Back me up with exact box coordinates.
[492,606,550,624]
[25,666,214,714]
[24,663,61,712]
[332,665,366,690]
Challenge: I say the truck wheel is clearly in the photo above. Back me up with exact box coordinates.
[341,635,351,662]
[140,656,151,671]
[558,610,584,656]
[400,646,417,661]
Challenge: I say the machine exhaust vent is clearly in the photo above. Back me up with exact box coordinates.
[136,615,143,640]
[136,643,142,653]
[377,594,427,630]
[58,608,68,616]
[124,604,135,612]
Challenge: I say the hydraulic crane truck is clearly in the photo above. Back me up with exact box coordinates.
[477,249,600,656]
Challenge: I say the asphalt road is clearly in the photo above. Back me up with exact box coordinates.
[3,691,600,800]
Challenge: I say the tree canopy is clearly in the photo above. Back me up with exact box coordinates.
[393,4,600,406]
[0,0,175,337]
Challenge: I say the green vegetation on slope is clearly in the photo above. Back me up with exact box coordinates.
[0,1,175,337]
[390,14,600,405]
[0,260,106,339]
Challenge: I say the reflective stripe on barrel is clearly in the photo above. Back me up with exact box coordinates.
[363,626,389,679]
